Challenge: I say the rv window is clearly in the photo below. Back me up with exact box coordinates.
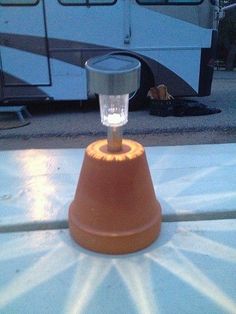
[0,0,38,4]
[59,0,116,4]
[137,0,201,4]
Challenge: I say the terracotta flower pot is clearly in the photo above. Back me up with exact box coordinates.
[68,139,161,254]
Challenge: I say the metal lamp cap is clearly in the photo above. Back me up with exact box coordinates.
[85,54,141,95]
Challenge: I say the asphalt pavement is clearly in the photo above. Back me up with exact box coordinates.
[0,70,235,150]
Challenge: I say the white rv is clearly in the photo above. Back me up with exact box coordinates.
[0,0,220,109]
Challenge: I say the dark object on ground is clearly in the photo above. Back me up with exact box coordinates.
[149,99,221,117]
[0,105,31,123]
[0,106,31,130]
[0,113,30,130]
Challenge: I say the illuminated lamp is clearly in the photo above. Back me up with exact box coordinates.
[68,55,162,254]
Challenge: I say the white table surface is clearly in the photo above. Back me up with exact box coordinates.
[0,143,236,314]
[0,143,236,231]
[0,220,236,314]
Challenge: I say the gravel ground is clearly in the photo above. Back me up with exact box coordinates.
[0,70,235,150]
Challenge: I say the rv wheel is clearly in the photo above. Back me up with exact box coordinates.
[129,63,154,111]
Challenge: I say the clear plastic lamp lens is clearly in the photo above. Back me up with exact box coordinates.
[99,94,129,127]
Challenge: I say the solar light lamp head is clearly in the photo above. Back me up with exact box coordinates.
[85,54,141,152]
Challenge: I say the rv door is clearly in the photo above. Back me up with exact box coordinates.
[0,0,50,89]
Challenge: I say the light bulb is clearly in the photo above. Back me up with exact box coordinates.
[99,94,129,127]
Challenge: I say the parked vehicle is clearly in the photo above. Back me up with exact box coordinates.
[0,0,220,109]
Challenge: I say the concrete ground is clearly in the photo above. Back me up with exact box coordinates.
[0,70,235,150]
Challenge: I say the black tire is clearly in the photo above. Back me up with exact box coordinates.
[129,62,154,111]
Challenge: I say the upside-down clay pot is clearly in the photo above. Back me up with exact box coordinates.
[68,139,162,254]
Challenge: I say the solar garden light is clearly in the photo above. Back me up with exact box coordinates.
[68,55,162,254]
[86,55,140,152]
